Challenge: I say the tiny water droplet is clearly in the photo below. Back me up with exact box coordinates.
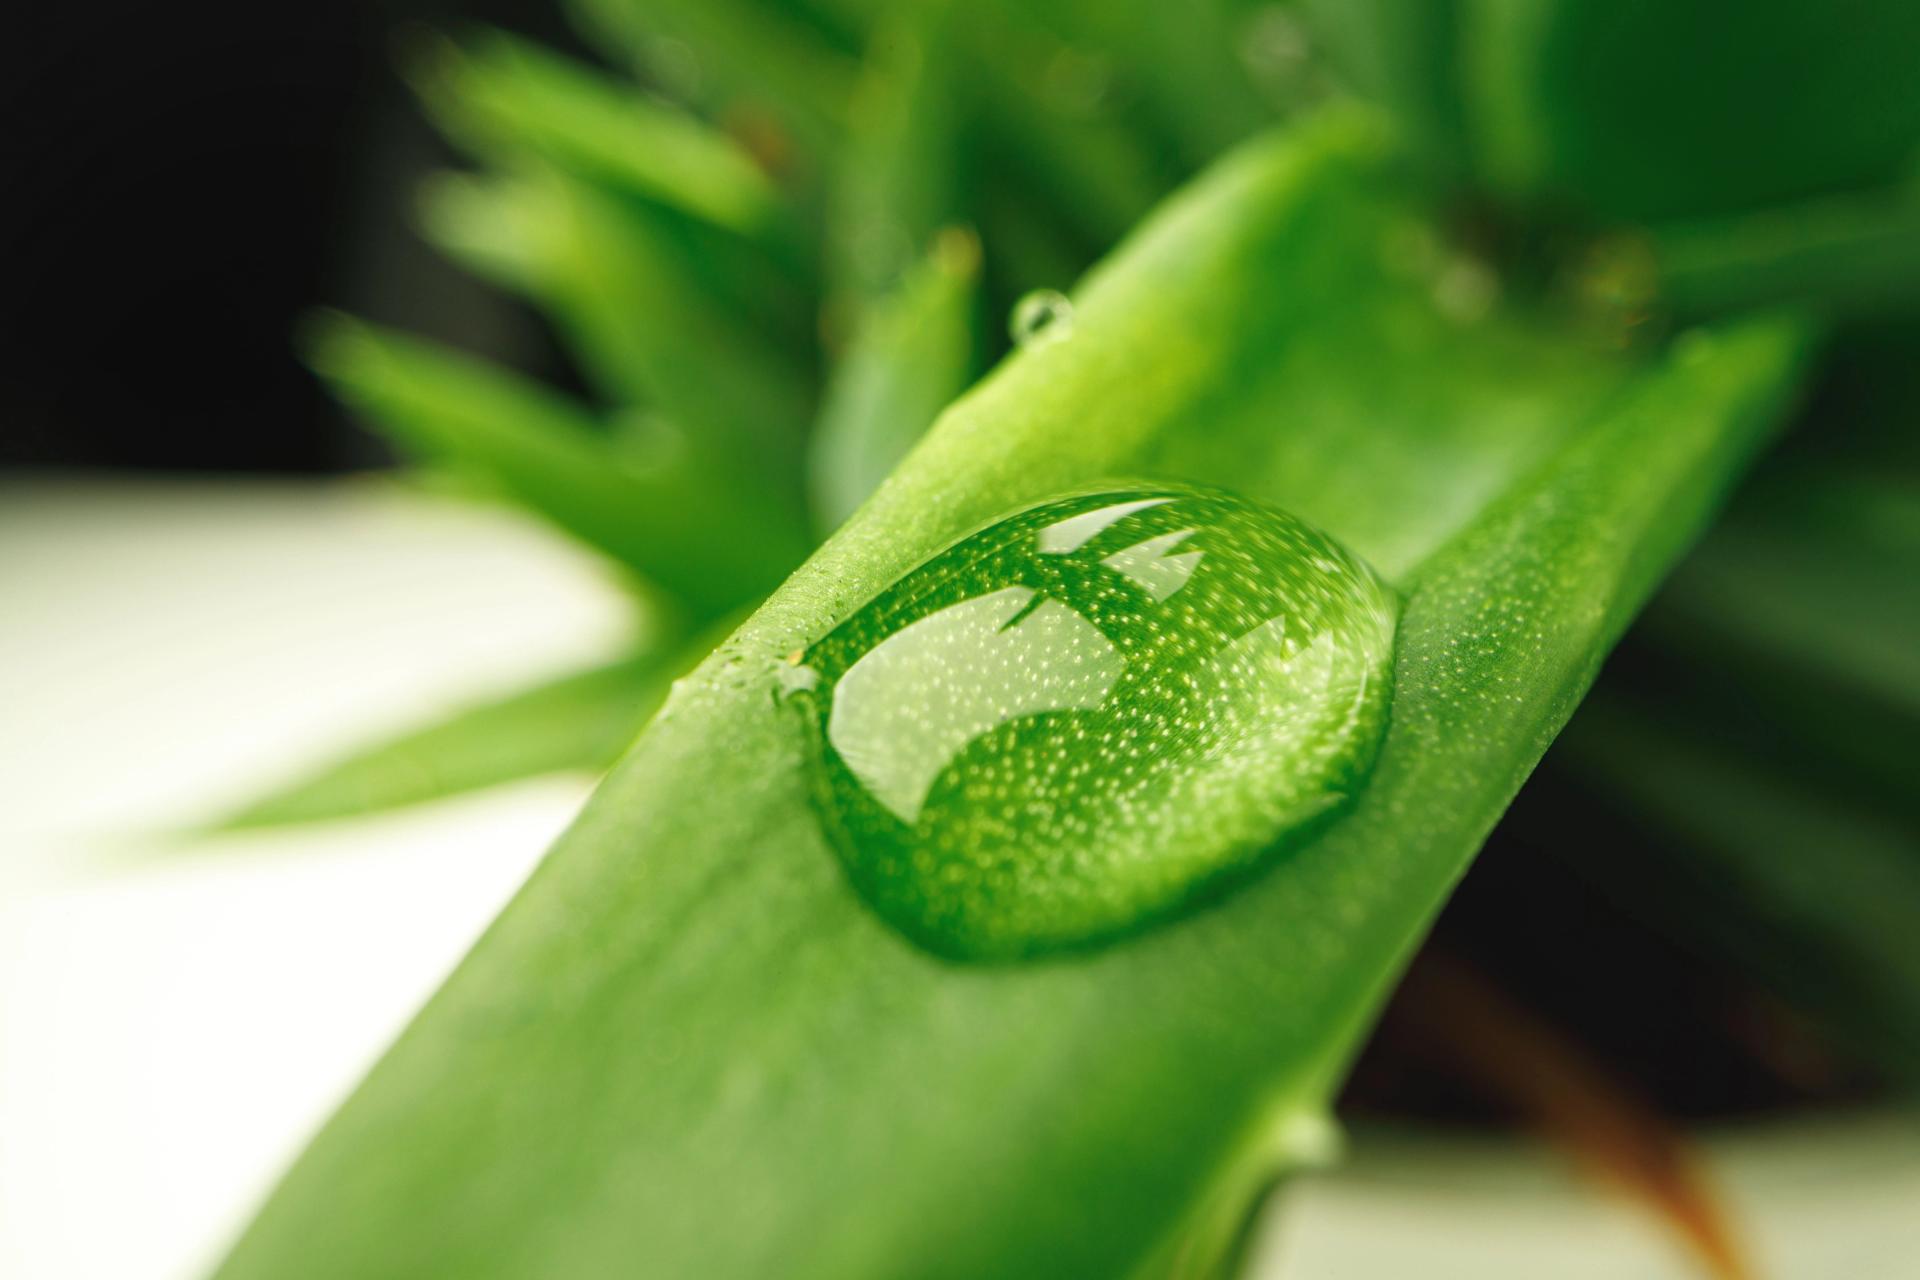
[776,661,820,699]
[785,485,1398,961]
[1010,289,1074,348]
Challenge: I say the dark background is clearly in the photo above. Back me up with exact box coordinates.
[1,1,586,473]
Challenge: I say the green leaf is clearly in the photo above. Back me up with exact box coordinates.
[224,113,1807,1280]
[808,228,980,533]
[306,314,806,616]
[1456,0,1920,221]
[1299,0,1470,179]
[827,4,964,303]
[808,11,978,532]
[1028,0,1270,170]
[565,0,856,158]
[414,170,546,292]
[414,30,785,237]
[417,167,816,459]
[957,2,1173,247]
[1652,183,1920,319]
[214,652,675,830]
[1306,0,1920,221]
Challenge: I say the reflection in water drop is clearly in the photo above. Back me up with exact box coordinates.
[788,485,1398,961]
[828,588,1124,823]
[1099,528,1203,600]
[1010,289,1075,348]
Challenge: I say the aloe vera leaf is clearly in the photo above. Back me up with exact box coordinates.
[808,228,980,533]
[221,112,1807,1280]
[957,2,1173,246]
[824,0,1177,242]
[416,167,815,462]
[827,5,962,304]
[307,315,806,616]
[1297,0,1472,180]
[807,10,977,531]
[1457,0,1920,221]
[413,30,818,341]
[1301,0,1920,221]
[1652,185,1920,319]
[215,652,674,830]
[564,0,856,157]
[1034,0,1270,169]
[414,171,545,293]
[413,31,785,238]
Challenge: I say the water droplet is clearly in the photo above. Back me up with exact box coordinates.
[776,660,820,698]
[1010,289,1074,348]
[786,485,1398,961]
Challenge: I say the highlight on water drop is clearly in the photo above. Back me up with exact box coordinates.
[1009,289,1075,348]
[785,484,1399,962]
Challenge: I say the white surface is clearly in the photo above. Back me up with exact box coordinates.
[1254,1118,1920,1279]
[0,477,633,847]
[0,477,625,1279]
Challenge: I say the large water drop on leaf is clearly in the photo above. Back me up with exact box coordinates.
[788,485,1398,961]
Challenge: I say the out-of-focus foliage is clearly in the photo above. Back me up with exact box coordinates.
[226,108,1809,1279]
[221,653,676,830]
[221,3,1918,1272]
[1303,0,1920,223]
